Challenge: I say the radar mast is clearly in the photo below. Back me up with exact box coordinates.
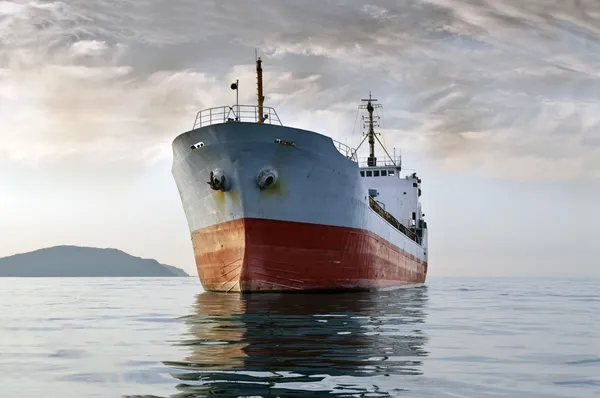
[354,92,400,171]
[360,92,382,167]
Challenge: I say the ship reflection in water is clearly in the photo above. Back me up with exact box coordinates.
[163,287,429,397]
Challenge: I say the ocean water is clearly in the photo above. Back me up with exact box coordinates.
[0,277,598,397]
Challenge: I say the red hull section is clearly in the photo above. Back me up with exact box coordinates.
[192,218,427,293]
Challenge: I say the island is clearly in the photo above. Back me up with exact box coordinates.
[0,245,189,277]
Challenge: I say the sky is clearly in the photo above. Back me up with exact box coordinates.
[1,0,599,277]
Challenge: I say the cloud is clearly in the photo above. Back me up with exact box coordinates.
[1,0,599,180]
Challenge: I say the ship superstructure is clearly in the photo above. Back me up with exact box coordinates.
[355,93,428,251]
[171,56,428,292]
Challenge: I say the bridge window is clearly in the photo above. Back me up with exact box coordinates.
[374,170,380,177]
[381,170,387,176]
[360,171,365,177]
[388,169,395,176]
[366,170,372,177]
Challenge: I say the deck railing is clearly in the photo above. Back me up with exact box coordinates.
[193,105,283,129]
[332,140,358,162]
[369,196,419,244]
[193,105,361,162]
[357,155,402,169]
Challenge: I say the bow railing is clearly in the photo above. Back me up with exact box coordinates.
[193,105,283,129]
[193,105,362,163]
[332,140,358,162]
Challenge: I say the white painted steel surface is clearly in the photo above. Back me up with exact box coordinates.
[171,121,427,262]
[361,174,422,228]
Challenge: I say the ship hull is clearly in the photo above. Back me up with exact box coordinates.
[193,218,426,292]
[172,122,428,293]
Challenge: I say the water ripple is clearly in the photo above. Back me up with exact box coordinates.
[2,277,599,397]
[161,288,430,396]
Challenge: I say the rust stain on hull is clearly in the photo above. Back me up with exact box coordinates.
[192,218,427,293]
[214,190,225,203]
[212,189,241,217]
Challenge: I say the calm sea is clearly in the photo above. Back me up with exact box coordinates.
[1,277,598,397]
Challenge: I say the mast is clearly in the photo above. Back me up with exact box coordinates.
[360,92,380,167]
[256,50,264,123]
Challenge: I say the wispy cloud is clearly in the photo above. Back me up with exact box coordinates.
[1,0,599,179]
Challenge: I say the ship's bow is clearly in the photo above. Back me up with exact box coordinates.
[172,120,426,293]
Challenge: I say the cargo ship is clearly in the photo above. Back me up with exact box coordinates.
[171,56,429,292]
